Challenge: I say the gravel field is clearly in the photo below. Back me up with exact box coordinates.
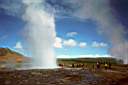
[0,68,128,85]
[0,68,107,85]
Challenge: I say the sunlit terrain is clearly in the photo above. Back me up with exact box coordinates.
[0,0,128,85]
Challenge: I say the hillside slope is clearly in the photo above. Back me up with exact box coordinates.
[0,48,28,63]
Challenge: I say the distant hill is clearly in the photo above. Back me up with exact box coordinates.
[58,57,123,65]
[0,48,29,63]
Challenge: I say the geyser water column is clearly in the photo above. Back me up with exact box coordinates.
[23,0,57,68]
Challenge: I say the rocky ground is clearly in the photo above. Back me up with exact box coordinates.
[0,68,128,85]
[0,68,106,85]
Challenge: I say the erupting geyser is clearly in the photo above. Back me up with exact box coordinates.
[23,0,57,68]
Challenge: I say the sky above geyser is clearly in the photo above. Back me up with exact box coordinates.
[0,0,128,59]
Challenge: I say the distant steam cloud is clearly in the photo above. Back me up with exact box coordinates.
[59,0,128,64]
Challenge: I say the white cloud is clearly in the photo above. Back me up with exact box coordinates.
[14,42,25,55]
[79,42,87,48]
[54,37,108,49]
[54,37,62,48]
[63,39,77,47]
[14,42,23,49]
[92,41,107,48]
[57,54,112,59]
[67,32,78,37]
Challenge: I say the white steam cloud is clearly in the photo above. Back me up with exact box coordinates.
[22,0,57,68]
[70,0,128,64]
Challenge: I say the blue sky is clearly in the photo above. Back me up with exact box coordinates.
[0,13,109,58]
[0,0,128,59]
[55,18,110,58]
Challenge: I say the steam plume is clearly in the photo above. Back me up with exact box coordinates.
[22,0,57,68]
[70,0,128,63]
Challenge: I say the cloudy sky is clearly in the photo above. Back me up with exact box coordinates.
[0,0,128,59]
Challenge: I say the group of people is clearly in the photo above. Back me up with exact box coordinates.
[71,63,84,68]
[59,61,112,70]
[59,63,85,68]
[96,61,111,70]
[59,64,64,68]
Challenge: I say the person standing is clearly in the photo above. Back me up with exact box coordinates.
[104,63,108,70]
[96,61,100,69]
